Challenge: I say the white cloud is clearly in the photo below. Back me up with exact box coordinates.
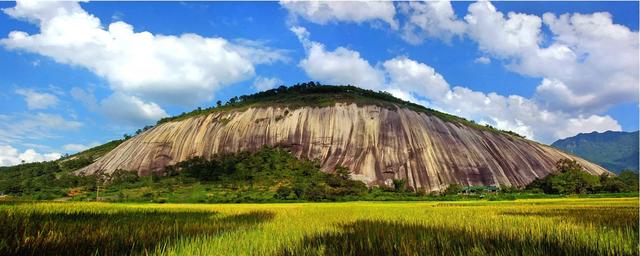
[398,1,465,44]
[290,26,311,48]
[62,142,99,152]
[292,26,385,89]
[474,56,491,64]
[324,0,637,118]
[301,44,385,89]
[71,87,167,127]
[280,0,398,29]
[232,38,291,65]
[0,144,61,167]
[0,145,20,166]
[283,0,637,118]
[1,0,286,110]
[556,115,622,140]
[62,143,88,152]
[32,113,83,130]
[465,1,542,58]
[0,113,82,145]
[2,0,290,128]
[383,57,450,99]
[15,88,59,109]
[534,11,639,114]
[385,88,431,109]
[100,93,168,126]
[70,87,98,111]
[464,1,638,115]
[534,78,596,112]
[252,76,283,91]
[437,86,621,143]
[71,87,168,126]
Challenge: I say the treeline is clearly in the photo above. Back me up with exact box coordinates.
[1,148,636,202]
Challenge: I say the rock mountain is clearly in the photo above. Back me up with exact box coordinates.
[79,84,609,191]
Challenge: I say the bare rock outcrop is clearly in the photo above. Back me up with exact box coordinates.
[79,103,609,191]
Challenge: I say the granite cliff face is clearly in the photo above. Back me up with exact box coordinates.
[79,103,609,191]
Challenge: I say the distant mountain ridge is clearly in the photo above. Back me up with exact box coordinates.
[551,131,639,173]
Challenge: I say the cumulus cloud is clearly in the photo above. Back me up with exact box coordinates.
[0,144,61,167]
[383,57,450,100]
[384,88,431,109]
[15,88,59,109]
[291,27,621,143]
[252,76,283,91]
[437,86,621,143]
[292,26,385,89]
[295,0,637,118]
[100,93,168,126]
[280,0,398,29]
[464,1,638,115]
[556,115,622,140]
[465,1,542,58]
[2,0,287,125]
[71,87,167,127]
[398,1,465,44]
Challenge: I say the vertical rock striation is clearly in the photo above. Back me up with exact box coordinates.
[79,103,609,191]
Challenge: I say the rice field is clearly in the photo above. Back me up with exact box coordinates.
[0,198,637,256]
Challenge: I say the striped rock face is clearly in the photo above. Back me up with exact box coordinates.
[79,103,609,191]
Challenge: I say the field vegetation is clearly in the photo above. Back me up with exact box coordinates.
[0,198,636,255]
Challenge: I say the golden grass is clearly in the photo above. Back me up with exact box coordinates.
[1,198,637,255]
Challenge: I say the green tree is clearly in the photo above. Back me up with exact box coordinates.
[292,183,305,199]
[527,159,601,194]
[335,166,351,180]
[599,174,626,193]
[443,184,463,195]
[617,170,639,192]
[305,182,328,201]
[392,179,406,192]
[274,186,291,200]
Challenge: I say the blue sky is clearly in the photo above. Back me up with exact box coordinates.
[0,1,637,166]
